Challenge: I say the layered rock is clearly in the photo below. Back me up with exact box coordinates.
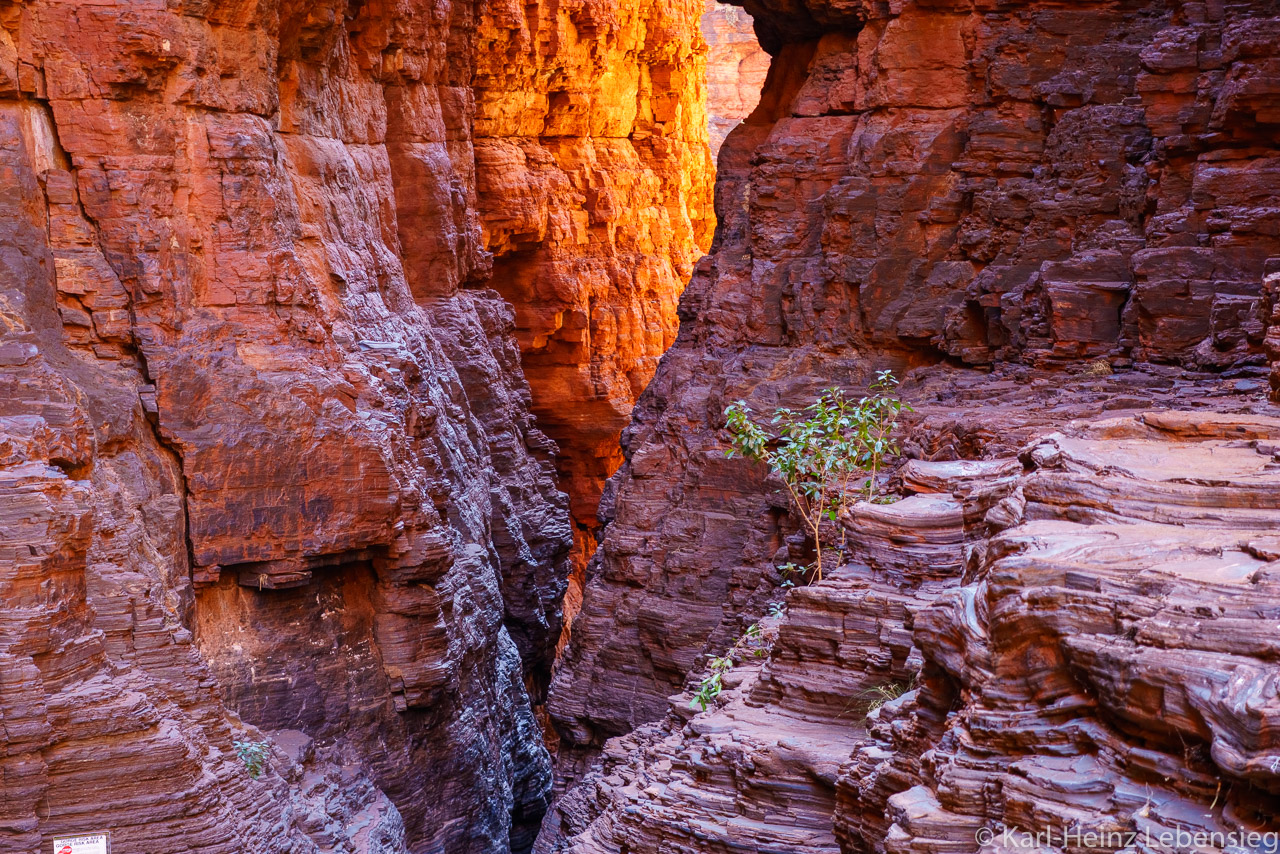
[838,406,1280,853]
[0,97,414,854]
[473,0,715,587]
[702,0,769,157]
[0,0,709,851]
[540,395,1280,853]
[549,0,1280,763]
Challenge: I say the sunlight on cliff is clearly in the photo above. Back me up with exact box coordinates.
[702,0,769,159]
[546,0,767,662]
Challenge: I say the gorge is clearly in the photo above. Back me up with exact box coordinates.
[1,1,1279,854]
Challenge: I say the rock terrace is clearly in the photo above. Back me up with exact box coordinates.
[540,391,1280,853]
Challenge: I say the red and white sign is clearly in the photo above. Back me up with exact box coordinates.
[52,834,109,854]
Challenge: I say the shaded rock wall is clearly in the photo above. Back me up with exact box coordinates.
[549,0,1280,765]
[0,0,710,852]
[0,95,410,854]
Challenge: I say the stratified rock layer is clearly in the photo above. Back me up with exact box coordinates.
[550,0,1280,761]
[541,390,1280,853]
[0,0,709,851]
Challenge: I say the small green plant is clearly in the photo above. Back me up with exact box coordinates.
[690,658,731,711]
[689,622,774,711]
[725,371,911,580]
[777,562,811,589]
[767,601,786,618]
[234,739,271,779]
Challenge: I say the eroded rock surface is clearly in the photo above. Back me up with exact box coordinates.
[702,0,768,157]
[550,0,1280,763]
[0,0,709,851]
[541,400,1280,853]
[474,0,714,582]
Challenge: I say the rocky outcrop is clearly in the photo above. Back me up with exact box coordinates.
[539,391,1280,853]
[0,0,709,852]
[702,0,768,157]
[1,96,420,854]
[549,0,1280,763]
[473,0,714,582]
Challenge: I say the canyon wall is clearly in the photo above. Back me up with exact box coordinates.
[702,0,769,157]
[542,390,1280,853]
[551,0,1280,754]
[546,0,1280,835]
[0,0,709,852]
[474,0,714,586]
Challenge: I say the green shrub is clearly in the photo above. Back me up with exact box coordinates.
[689,623,772,712]
[233,739,271,779]
[724,371,910,580]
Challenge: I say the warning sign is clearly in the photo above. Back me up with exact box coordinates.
[52,834,110,854]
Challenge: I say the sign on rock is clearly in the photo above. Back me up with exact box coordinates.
[52,834,110,854]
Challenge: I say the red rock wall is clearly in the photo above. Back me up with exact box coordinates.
[702,0,769,158]
[0,0,709,851]
[549,0,1280,761]
[473,0,714,564]
[465,0,716,655]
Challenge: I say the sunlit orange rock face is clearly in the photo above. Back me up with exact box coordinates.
[0,0,708,852]
[473,0,715,580]
[701,0,768,157]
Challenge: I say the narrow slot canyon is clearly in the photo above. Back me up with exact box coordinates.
[2,2,1280,854]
